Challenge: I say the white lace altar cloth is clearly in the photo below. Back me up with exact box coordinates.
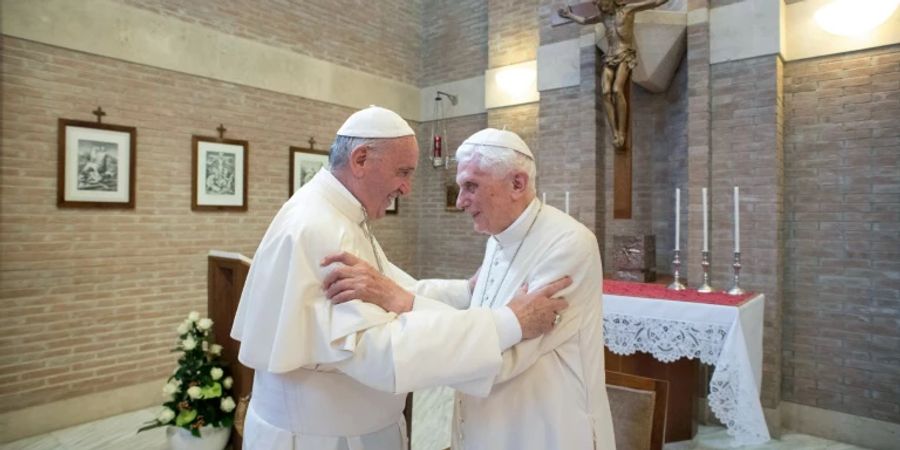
[603,293,770,447]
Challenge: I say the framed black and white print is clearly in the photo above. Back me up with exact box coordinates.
[57,119,137,208]
[192,135,248,211]
[386,197,398,215]
[289,146,329,196]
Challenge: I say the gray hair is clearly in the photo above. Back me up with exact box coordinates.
[329,135,380,170]
[456,144,536,194]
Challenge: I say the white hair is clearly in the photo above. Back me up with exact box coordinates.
[455,144,537,194]
[329,135,380,170]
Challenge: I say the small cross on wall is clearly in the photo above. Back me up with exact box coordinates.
[216,124,227,140]
[308,136,316,149]
[92,107,106,124]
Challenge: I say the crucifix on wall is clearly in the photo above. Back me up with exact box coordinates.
[555,0,669,219]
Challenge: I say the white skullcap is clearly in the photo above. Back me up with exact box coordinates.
[458,128,534,159]
[336,105,415,138]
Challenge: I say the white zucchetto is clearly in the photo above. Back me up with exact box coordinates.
[336,105,415,138]
[457,128,534,159]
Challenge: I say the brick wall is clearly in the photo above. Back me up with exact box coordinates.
[710,54,785,409]
[421,0,488,86]
[488,0,540,68]
[0,31,415,411]
[782,45,900,423]
[118,0,423,86]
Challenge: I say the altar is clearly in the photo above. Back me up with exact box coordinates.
[603,280,770,447]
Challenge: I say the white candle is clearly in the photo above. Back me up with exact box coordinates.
[542,191,547,204]
[734,186,740,253]
[702,187,708,252]
[565,191,570,215]
[675,188,681,251]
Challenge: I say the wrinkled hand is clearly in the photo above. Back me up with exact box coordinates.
[507,276,572,340]
[320,252,414,314]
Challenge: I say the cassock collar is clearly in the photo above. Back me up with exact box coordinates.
[311,168,367,225]
[493,198,541,248]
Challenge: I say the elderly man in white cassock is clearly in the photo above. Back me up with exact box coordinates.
[231,107,571,450]
[325,128,615,450]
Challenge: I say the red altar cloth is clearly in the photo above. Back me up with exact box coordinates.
[603,280,754,307]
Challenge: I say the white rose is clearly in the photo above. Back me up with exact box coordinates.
[162,382,179,396]
[210,344,223,356]
[187,386,202,399]
[176,321,189,335]
[210,367,224,380]
[182,336,197,351]
[198,318,213,331]
[157,407,175,423]
[220,396,236,413]
[202,341,209,352]
[222,376,233,389]
[188,311,200,322]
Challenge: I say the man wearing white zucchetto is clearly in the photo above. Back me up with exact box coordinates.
[325,128,615,449]
[231,106,571,450]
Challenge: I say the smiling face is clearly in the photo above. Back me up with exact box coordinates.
[455,156,527,235]
[353,136,418,219]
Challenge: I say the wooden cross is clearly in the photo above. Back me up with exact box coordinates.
[308,136,316,149]
[217,124,227,140]
[92,107,106,124]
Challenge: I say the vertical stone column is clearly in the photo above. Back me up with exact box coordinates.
[686,0,712,286]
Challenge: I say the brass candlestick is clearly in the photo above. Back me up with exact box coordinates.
[727,252,745,295]
[667,249,686,290]
[697,251,713,293]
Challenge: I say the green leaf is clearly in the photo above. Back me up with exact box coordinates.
[175,409,197,427]
[200,382,222,399]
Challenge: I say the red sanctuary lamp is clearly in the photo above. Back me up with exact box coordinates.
[430,91,457,168]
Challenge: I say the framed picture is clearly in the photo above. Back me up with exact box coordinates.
[446,184,462,212]
[57,119,137,208]
[289,146,329,196]
[386,197,399,215]
[192,135,249,211]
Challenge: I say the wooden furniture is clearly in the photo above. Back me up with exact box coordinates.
[606,370,668,450]
[606,351,696,443]
[208,251,253,450]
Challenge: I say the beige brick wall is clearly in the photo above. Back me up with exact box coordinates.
[421,0,488,86]
[710,54,785,409]
[782,45,900,423]
[0,32,414,412]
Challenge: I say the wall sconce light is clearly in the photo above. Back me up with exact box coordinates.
[814,0,899,37]
[495,66,536,96]
[431,90,458,169]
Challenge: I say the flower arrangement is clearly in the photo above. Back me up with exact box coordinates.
[139,311,236,437]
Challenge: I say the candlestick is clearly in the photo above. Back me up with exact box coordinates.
[727,251,745,295]
[565,191,570,215]
[734,186,740,253]
[667,249,686,290]
[702,187,709,252]
[698,250,713,293]
[675,188,681,251]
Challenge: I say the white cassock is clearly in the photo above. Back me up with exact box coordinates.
[420,199,615,450]
[231,169,521,450]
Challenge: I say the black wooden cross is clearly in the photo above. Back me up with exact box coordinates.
[217,124,227,139]
[308,136,316,149]
[92,106,106,123]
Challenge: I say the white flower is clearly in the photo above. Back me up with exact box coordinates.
[198,318,213,331]
[188,311,200,322]
[157,407,175,423]
[162,382,179,396]
[187,386,202,399]
[173,378,182,386]
[176,321,190,335]
[202,341,209,352]
[210,344,223,356]
[220,396,236,413]
[222,376,233,389]
[210,367,224,380]
[182,336,197,351]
